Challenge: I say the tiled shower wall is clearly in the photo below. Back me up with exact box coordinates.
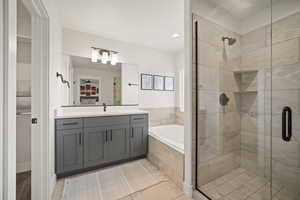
[194,11,300,188]
[193,15,242,186]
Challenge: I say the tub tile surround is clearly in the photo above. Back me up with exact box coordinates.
[193,10,300,199]
[141,107,184,127]
[148,136,184,189]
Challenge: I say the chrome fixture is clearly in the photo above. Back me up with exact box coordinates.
[56,72,70,88]
[102,103,107,112]
[91,47,120,65]
[222,36,236,46]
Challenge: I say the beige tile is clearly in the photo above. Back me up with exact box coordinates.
[272,38,300,67]
[63,172,101,200]
[131,181,183,200]
[121,160,159,192]
[97,167,131,200]
[175,195,193,200]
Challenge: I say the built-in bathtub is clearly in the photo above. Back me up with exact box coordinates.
[148,124,184,188]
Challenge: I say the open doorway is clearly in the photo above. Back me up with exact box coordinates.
[16,0,32,199]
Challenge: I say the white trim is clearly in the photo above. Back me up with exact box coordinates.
[2,0,17,200]
[0,0,4,198]
[184,0,193,197]
[22,0,50,199]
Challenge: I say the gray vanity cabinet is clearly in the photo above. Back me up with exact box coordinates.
[83,127,106,168]
[56,128,83,174]
[56,114,148,177]
[130,115,148,158]
[105,125,130,162]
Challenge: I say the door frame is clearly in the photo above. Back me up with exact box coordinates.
[1,0,17,199]
[1,0,50,199]
[22,0,50,199]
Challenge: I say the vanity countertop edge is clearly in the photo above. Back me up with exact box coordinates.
[55,110,149,119]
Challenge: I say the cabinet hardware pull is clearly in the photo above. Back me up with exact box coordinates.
[79,133,82,145]
[110,130,113,141]
[63,122,78,126]
[131,127,134,138]
[282,106,292,142]
[105,131,108,143]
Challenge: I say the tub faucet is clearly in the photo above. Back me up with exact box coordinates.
[103,103,107,112]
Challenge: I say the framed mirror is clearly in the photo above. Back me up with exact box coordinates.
[153,75,164,91]
[164,76,175,91]
[141,74,153,90]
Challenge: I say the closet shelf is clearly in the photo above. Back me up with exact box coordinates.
[17,35,31,43]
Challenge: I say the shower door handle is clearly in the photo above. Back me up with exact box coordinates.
[282,106,292,142]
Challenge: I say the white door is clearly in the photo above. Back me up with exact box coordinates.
[121,64,139,104]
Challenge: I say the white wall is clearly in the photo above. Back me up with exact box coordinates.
[40,0,64,196]
[62,28,177,108]
[174,50,184,109]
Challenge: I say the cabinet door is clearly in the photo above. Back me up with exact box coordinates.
[130,124,148,158]
[84,127,106,168]
[105,125,129,162]
[56,129,83,174]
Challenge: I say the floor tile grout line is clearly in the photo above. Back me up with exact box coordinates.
[95,172,104,200]
[119,165,135,194]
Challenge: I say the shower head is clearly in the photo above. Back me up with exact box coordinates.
[222,37,236,46]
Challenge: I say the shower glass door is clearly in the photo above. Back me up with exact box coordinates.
[270,0,300,199]
[193,0,272,199]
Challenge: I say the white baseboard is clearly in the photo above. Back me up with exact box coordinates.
[183,181,193,197]
[16,161,31,173]
[50,174,57,199]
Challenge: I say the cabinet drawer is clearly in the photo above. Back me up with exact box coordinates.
[56,118,83,130]
[84,116,130,127]
[130,114,148,125]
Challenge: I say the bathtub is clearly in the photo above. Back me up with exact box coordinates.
[149,125,184,154]
[147,124,184,188]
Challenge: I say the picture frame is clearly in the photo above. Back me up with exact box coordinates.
[164,76,175,91]
[141,74,153,90]
[153,75,165,91]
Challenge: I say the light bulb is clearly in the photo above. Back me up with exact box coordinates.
[91,48,99,63]
[101,51,109,64]
[111,53,118,65]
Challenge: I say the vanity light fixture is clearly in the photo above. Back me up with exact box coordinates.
[91,47,120,65]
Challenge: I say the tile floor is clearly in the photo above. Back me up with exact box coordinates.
[199,168,300,200]
[52,159,193,200]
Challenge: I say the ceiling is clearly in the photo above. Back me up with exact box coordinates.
[207,0,280,20]
[59,0,184,53]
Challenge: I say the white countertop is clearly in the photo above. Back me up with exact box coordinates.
[55,106,148,119]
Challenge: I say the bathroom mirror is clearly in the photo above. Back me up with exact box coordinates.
[64,55,122,105]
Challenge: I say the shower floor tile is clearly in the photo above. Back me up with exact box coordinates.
[199,168,300,200]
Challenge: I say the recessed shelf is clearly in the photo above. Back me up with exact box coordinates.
[233,69,258,75]
[234,90,257,94]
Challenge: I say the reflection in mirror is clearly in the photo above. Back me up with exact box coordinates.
[67,55,122,105]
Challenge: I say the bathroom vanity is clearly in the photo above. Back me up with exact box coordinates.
[55,111,148,177]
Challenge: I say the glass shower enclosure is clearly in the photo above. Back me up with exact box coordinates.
[193,0,300,199]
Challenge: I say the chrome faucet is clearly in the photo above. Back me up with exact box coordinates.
[102,103,107,112]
